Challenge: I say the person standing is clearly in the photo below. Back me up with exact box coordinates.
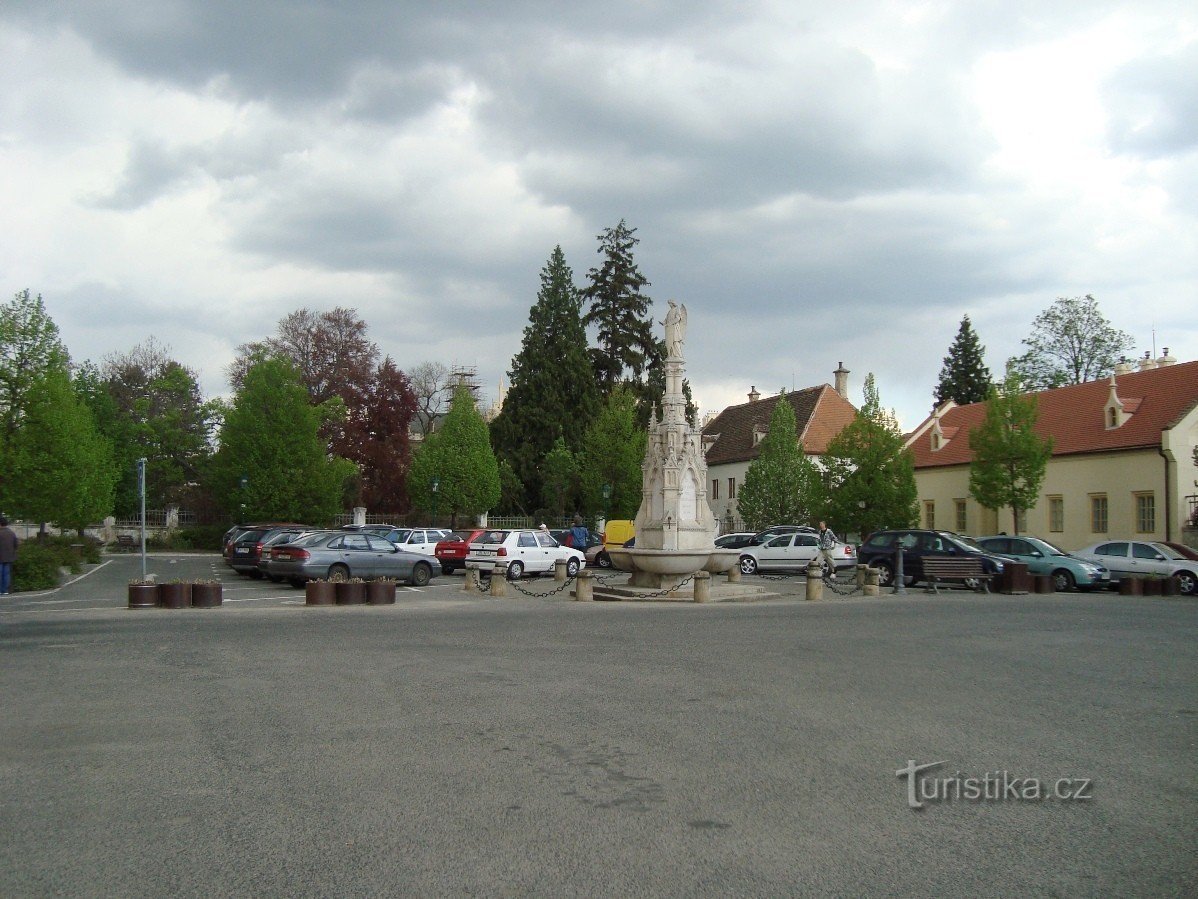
[0,517,19,595]
[816,521,838,577]
[569,516,590,551]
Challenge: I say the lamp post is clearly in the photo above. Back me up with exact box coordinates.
[601,483,612,535]
[431,477,440,527]
[137,458,147,581]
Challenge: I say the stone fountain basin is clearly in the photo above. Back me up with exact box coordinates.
[606,548,739,575]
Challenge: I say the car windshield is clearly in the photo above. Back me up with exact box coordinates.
[294,532,333,547]
[472,530,508,545]
[950,533,984,551]
[390,529,412,543]
[1035,538,1069,556]
[1152,543,1188,560]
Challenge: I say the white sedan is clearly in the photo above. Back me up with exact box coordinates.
[738,532,856,576]
[465,528,586,579]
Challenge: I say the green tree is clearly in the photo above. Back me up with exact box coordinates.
[934,315,992,406]
[735,393,822,531]
[407,384,500,527]
[581,220,657,396]
[491,246,600,506]
[1007,295,1134,389]
[968,371,1054,534]
[577,385,646,519]
[496,459,525,515]
[820,374,918,540]
[210,355,352,523]
[6,365,116,532]
[0,289,69,440]
[540,436,580,517]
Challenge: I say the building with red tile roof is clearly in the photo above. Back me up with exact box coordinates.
[702,366,859,531]
[904,354,1198,550]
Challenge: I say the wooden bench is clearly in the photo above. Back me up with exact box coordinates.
[921,556,991,593]
[114,535,137,552]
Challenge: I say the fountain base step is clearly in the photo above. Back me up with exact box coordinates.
[583,578,774,602]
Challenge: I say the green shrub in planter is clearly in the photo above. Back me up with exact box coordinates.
[13,543,62,591]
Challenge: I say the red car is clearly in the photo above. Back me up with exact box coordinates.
[435,529,484,574]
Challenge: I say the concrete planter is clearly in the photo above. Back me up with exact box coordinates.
[191,583,223,608]
[305,581,335,605]
[127,584,158,609]
[1001,563,1031,594]
[1033,574,1055,594]
[1140,578,1162,596]
[159,582,192,609]
[335,581,367,605]
[366,581,397,605]
[1118,578,1142,596]
[1161,577,1180,597]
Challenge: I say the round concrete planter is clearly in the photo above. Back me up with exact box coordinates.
[335,581,367,605]
[1140,578,1162,596]
[305,581,335,605]
[1118,578,1142,596]
[1161,577,1180,597]
[191,583,223,608]
[127,584,158,609]
[366,581,397,605]
[1034,574,1055,594]
[159,583,192,609]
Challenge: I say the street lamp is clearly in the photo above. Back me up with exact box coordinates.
[431,477,440,526]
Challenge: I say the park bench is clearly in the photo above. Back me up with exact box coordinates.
[114,535,137,552]
[921,556,992,594]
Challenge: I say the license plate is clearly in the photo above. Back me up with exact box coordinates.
[474,549,495,557]
[235,547,248,554]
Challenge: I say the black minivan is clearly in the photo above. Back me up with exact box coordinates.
[858,529,1006,588]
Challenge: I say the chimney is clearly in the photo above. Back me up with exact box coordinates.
[1114,356,1133,375]
[833,362,850,399]
[748,385,760,403]
[1158,347,1176,367]
[1138,351,1157,371]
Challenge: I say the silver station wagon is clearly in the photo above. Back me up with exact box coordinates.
[270,531,441,588]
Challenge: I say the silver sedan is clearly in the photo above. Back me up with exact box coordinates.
[269,531,441,588]
[1073,540,1198,595]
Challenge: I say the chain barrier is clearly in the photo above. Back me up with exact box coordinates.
[631,572,698,599]
[506,573,579,598]
[822,569,860,596]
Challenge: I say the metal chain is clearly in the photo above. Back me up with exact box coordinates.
[822,571,860,596]
[631,572,698,599]
[506,574,578,598]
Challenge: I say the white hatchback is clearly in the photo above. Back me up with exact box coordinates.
[465,529,586,579]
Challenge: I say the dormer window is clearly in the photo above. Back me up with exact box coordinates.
[1103,376,1140,429]
[930,418,947,451]
[752,426,766,446]
[931,432,941,451]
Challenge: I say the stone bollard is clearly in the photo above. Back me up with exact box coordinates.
[693,570,712,603]
[805,560,824,601]
[463,565,479,594]
[489,563,508,598]
[554,559,568,583]
[726,565,741,584]
[575,569,594,602]
[855,566,866,590]
[863,567,880,597]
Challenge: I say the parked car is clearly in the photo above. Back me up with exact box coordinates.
[975,535,1110,592]
[1073,540,1198,595]
[549,528,611,568]
[738,531,856,576]
[714,532,756,549]
[374,527,451,556]
[269,531,440,587]
[601,520,635,552]
[748,525,817,546]
[434,529,485,574]
[1159,541,1198,562]
[223,522,308,565]
[857,529,1006,588]
[228,527,275,576]
[256,527,319,580]
[465,528,586,580]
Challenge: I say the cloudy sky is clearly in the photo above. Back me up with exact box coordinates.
[2,1,1195,429]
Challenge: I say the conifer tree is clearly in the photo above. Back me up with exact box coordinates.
[577,386,646,519]
[581,220,657,396]
[968,370,1053,534]
[491,246,600,506]
[540,436,580,517]
[735,394,822,530]
[934,315,992,407]
[820,374,918,540]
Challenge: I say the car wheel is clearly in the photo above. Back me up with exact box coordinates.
[327,564,350,583]
[506,560,525,580]
[1176,570,1197,595]
[1052,569,1076,592]
[873,561,894,586]
[411,562,431,587]
[566,558,580,577]
[596,551,612,569]
[739,555,758,576]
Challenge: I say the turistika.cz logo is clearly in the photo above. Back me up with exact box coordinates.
[896,760,1093,810]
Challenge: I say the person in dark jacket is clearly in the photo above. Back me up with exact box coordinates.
[569,516,590,551]
[0,517,20,595]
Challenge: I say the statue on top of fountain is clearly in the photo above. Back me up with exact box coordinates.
[663,300,687,360]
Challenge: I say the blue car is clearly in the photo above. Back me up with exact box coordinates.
[975,535,1110,592]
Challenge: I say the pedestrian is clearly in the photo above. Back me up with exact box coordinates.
[569,515,590,551]
[0,516,19,595]
[816,520,838,577]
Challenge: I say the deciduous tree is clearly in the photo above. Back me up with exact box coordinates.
[1007,295,1134,389]
[934,315,992,407]
[540,436,580,517]
[576,386,645,519]
[352,358,418,512]
[735,393,822,531]
[0,289,69,440]
[968,371,1053,534]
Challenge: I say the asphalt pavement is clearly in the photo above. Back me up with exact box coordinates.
[1,554,1195,896]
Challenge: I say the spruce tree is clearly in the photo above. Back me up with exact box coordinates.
[581,220,657,395]
[735,394,822,530]
[968,370,1053,534]
[934,315,992,407]
[491,246,600,507]
[820,374,918,540]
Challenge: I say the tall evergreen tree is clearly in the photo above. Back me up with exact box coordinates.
[408,384,500,527]
[581,220,657,395]
[540,436,580,517]
[491,246,600,506]
[820,374,918,540]
[210,356,352,523]
[735,393,822,531]
[577,385,646,519]
[968,370,1053,534]
[934,315,992,407]
[1007,295,1133,389]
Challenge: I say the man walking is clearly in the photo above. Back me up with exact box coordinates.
[816,521,838,578]
[0,517,19,595]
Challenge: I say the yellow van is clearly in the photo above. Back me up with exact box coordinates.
[602,519,635,550]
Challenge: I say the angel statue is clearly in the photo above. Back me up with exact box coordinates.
[663,300,687,359]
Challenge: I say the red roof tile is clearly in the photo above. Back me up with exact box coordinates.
[702,386,859,465]
[908,360,1198,468]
